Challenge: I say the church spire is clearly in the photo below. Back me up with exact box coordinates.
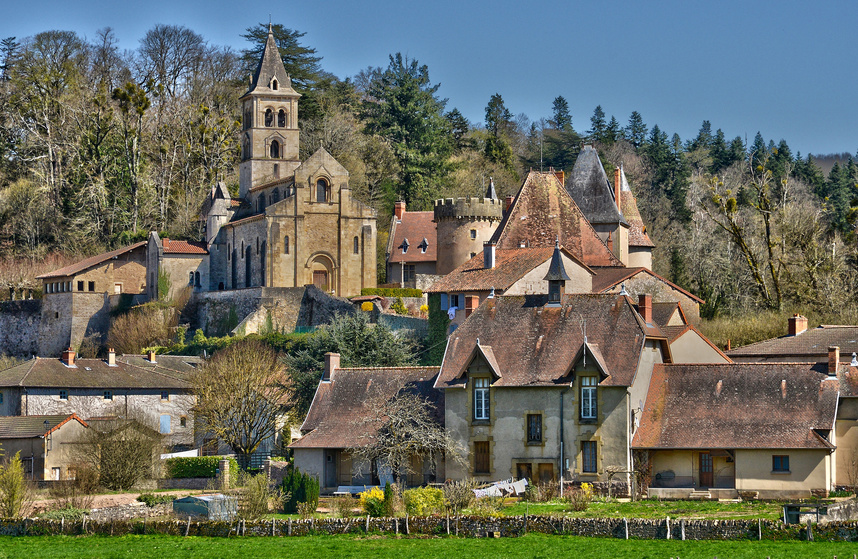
[246,24,296,95]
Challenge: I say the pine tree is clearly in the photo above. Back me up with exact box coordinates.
[551,95,572,130]
[624,111,647,148]
[589,105,606,142]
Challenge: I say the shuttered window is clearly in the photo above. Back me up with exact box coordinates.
[582,441,597,473]
[474,441,490,474]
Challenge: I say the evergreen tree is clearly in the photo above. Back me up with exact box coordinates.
[588,105,606,142]
[484,93,512,137]
[551,95,572,130]
[688,120,713,151]
[605,116,621,144]
[624,111,647,148]
[483,93,517,176]
[445,108,472,151]
[240,23,322,93]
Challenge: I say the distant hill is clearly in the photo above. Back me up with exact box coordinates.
[809,152,853,176]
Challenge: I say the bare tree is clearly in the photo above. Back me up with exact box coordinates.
[193,340,288,469]
[74,417,161,491]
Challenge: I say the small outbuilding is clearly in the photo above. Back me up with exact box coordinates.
[172,494,237,521]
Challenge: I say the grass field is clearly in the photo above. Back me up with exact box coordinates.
[0,533,853,559]
[501,498,784,520]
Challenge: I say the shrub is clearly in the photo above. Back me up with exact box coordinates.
[137,493,176,508]
[0,452,31,518]
[443,479,476,515]
[471,495,506,517]
[359,486,386,517]
[391,297,408,315]
[523,481,559,502]
[330,495,356,518]
[49,465,98,510]
[107,304,178,354]
[165,456,239,479]
[281,469,319,514]
[361,301,374,312]
[297,500,317,519]
[403,487,444,515]
[419,304,428,315]
[236,473,283,520]
[566,482,593,512]
[39,506,88,521]
[361,287,422,298]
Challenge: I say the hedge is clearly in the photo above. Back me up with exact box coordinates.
[165,456,240,479]
[360,287,422,298]
[281,469,319,513]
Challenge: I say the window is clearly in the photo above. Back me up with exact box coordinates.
[354,236,359,254]
[258,196,266,213]
[88,281,95,292]
[474,441,490,474]
[403,264,416,283]
[474,377,490,420]
[470,229,477,240]
[419,238,429,253]
[242,134,250,160]
[450,294,460,308]
[773,455,790,472]
[160,415,171,434]
[316,178,329,202]
[271,79,278,91]
[273,163,279,178]
[189,272,194,285]
[227,244,231,260]
[194,271,200,287]
[272,188,280,203]
[103,390,112,400]
[470,252,476,258]
[284,236,289,254]
[52,467,61,481]
[59,390,67,400]
[527,414,542,443]
[270,140,280,158]
[77,281,83,291]
[264,108,273,127]
[0,392,3,404]
[399,239,409,254]
[161,391,169,401]
[180,416,187,428]
[582,441,597,473]
[278,109,286,127]
[581,376,598,420]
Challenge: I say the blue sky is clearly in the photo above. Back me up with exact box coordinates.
[4,0,856,156]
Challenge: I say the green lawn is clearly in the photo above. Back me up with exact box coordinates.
[0,533,852,559]
[501,498,784,520]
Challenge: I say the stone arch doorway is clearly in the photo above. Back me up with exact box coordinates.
[308,254,335,294]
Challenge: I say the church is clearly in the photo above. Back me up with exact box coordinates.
[150,25,377,298]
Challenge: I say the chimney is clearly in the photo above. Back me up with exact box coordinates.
[61,347,76,367]
[323,352,340,381]
[107,348,116,366]
[483,241,496,269]
[614,167,621,205]
[465,295,479,318]
[606,230,614,254]
[147,350,157,363]
[554,169,565,186]
[504,195,515,213]
[394,201,406,220]
[638,294,653,325]
[788,314,808,336]
[829,346,840,376]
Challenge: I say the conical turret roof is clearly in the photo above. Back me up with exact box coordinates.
[618,166,655,248]
[244,24,299,97]
[567,145,627,226]
[544,239,571,281]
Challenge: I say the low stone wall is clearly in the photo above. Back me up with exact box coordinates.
[3,515,858,540]
[156,478,213,490]
[378,314,428,338]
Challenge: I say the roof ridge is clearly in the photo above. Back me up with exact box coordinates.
[18,358,39,386]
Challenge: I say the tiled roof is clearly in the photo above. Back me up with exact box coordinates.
[652,301,686,327]
[490,171,622,267]
[0,354,201,389]
[837,366,858,398]
[162,239,208,255]
[388,211,437,264]
[426,247,591,294]
[290,367,442,449]
[619,168,655,248]
[249,178,295,194]
[0,414,87,439]
[662,324,732,362]
[591,266,704,304]
[436,294,657,389]
[727,325,858,358]
[566,145,627,226]
[633,363,838,450]
[36,242,147,279]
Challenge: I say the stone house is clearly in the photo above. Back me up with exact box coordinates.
[146,233,209,301]
[633,361,839,500]
[290,353,443,492]
[386,201,438,288]
[0,349,199,452]
[728,314,858,363]
[0,414,88,481]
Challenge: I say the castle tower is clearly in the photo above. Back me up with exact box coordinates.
[238,24,301,198]
[434,181,504,275]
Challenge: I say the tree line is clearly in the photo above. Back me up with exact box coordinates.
[1,23,857,318]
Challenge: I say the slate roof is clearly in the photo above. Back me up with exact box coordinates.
[489,171,622,267]
[591,266,705,304]
[388,211,437,264]
[436,293,662,389]
[244,24,299,97]
[727,325,858,358]
[162,239,208,255]
[0,354,200,389]
[290,367,442,449]
[633,363,838,450]
[566,145,627,226]
[36,242,147,279]
[426,247,592,294]
[0,414,87,439]
[618,168,655,248]
[651,301,687,327]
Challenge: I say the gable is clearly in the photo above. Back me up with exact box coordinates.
[505,253,593,295]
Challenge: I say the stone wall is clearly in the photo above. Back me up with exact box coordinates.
[378,314,428,339]
[0,300,40,356]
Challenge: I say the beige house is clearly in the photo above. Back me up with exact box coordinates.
[633,362,838,499]
[0,414,88,481]
[146,234,209,300]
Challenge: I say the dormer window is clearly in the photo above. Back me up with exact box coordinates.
[278,109,286,127]
[419,238,429,253]
[271,78,278,90]
[399,239,409,254]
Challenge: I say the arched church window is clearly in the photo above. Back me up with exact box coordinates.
[265,108,273,127]
[272,188,280,203]
[270,140,280,158]
[271,79,278,90]
[354,236,359,254]
[284,236,290,254]
[278,109,286,127]
[242,134,250,160]
[316,178,329,203]
[258,196,265,213]
[195,271,200,287]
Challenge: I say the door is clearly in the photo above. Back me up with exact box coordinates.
[538,463,554,483]
[325,451,338,488]
[313,270,328,291]
[699,452,713,488]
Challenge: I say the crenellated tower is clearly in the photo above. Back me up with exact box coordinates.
[434,181,504,275]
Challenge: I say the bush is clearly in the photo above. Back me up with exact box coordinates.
[297,500,317,519]
[236,474,282,520]
[391,297,408,315]
[360,301,374,312]
[471,495,506,517]
[330,495,356,518]
[0,452,31,518]
[361,287,422,298]
[359,486,386,517]
[281,469,319,514]
[165,456,239,479]
[49,465,99,510]
[39,506,88,521]
[523,481,559,502]
[442,479,476,515]
[107,303,178,354]
[566,482,593,512]
[403,487,444,516]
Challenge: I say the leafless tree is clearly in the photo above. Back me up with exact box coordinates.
[74,417,162,491]
[193,340,289,469]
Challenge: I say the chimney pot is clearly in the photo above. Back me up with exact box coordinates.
[147,350,157,363]
[829,346,840,376]
[638,294,653,324]
[323,352,340,381]
[504,195,515,213]
[107,348,116,366]
[394,201,406,220]
[788,314,808,336]
[62,347,75,367]
[614,168,621,206]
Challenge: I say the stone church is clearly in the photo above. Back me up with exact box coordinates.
[191,25,377,297]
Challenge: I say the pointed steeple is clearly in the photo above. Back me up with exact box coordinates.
[544,239,570,306]
[245,24,297,96]
[486,177,498,200]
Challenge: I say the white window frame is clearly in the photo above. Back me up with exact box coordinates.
[474,377,490,421]
[580,376,597,420]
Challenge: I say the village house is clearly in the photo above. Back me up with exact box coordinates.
[0,414,88,481]
[0,349,199,452]
[728,314,858,363]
